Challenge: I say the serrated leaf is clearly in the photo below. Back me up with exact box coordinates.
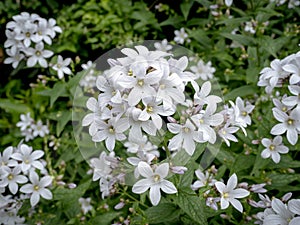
[176,192,207,225]
[145,203,179,224]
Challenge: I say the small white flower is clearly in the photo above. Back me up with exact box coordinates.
[191,170,216,190]
[225,0,233,7]
[90,151,112,181]
[26,42,53,68]
[271,108,300,145]
[132,162,177,206]
[4,46,25,68]
[190,59,216,80]
[154,39,172,52]
[16,112,34,131]
[167,119,201,155]
[0,146,18,170]
[20,171,53,207]
[79,197,93,215]
[92,117,129,151]
[215,173,250,213]
[0,166,28,194]
[11,144,45,172]
[218,125,239,146]
[52,55,72,79]
[261,136,289,163]
[31,120,49,137]
[263,198,294,225]
[174,28,189,44]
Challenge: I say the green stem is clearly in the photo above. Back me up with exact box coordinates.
[121,190,148,208]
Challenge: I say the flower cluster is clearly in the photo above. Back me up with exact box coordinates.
[251,192,300,225]
[4,12,62,68]
[258,50,300,162]
[0,143,52,224]
[191,168,266,213]
[16,113,49,142]
[82,44,254,205]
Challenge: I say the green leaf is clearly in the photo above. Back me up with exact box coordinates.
[56,110,72,136]
[38,82,68,107]
[145,203,180,224]
[220,33,255,46]
[0,99,31,114]
[88,212,121,225]
[232,155,255,173]
[180,1,194,20]
[160,16,185,26]
[176,191,207,225]
[53,180,91,219]
[224,85,258,100]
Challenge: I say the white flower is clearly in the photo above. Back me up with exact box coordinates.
[271,108,300,145]
[167,119,201,155]
[4,46,24,68]
[0,208,25,225]
[33,18,52,45]
[118,61,162,106]
[190,59,216,80]
[261,136,289,163]
[258,59,289,93]
[191,170,216,190]
[14,21,37,47]
[11,144,45,172]
[174,28,189,44]
[244,21,256,34]
[282,85,300,108]
[192,80,222,113]
[218,125,239,146]
[79,197,93,215]
[47,18,62,38]
[215,173,250,213]
[138,96,174,130]
[191,108,224,144]
[52,55,72,79]
[31,120,49,137]
[16,112,34,131]
[228,97,254,135]
[225,0,233,7]
[20,171,53,207]
[92,117,129,151]
[90,151,112,181]
[26,42,53,68]
[132,162,177,206]
[0,146,18,170]
[263,198,294,225]
[0,166,28,194]
[283,54,300,84]
[154,39,172,52]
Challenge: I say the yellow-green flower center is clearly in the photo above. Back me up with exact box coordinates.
[138,80,144,86]
[269,144,275,151]
[108,127,115,134]
[36,51,41,56]
[287,119,293,125]
[146,106,153,113]
[34,185,39,191]
[242,111,247,116]
[153,174,160,182]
